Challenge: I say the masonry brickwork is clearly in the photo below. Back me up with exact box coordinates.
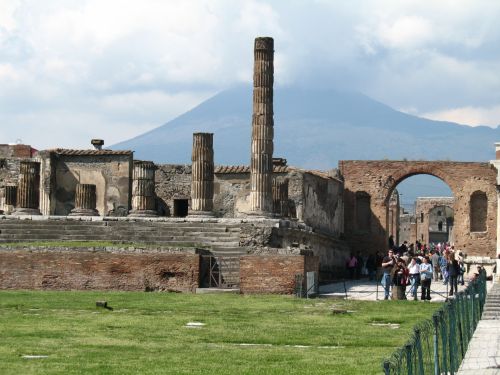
[0,249,199,292]
[340,160,497,257]
[414,197,454,245]
[239,254,319,294]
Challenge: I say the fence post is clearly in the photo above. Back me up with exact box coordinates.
[457,293,465,359]
[448,301,457,373]
[405,344,413,375]
[415,328,424,375]
[464,288,472,341]
[439,310,448,375]
[470,286,476,331]
[432,314,440,375]
[383,360,390,375]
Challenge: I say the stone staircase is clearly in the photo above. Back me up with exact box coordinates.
[482,283,500,320]
[0,217,247,288]
[0,219,241,248]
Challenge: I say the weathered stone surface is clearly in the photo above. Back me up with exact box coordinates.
[129,160,157,217]
[70,183,99,216]
[190,133,214,216]
[249,37,274,215]
[0,249,199,292]
[13,160,41,215]
[414,197,454,245]
[340,160,497,257]
[240,254,319,294]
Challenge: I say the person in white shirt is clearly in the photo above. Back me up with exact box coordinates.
[407,257,420,301]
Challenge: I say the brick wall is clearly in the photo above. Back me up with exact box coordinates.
[340,160,497,257]
[0,249,199,292]
[240,255,319,294]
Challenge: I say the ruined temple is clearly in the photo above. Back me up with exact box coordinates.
[0,36,499,293]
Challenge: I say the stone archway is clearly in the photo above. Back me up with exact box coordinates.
[339,160,497,257]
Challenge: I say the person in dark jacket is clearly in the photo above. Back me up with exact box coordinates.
[447,254,460,296]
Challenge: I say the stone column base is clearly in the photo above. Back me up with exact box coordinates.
[12,208,42,216]
[188,210,215,218]
[69,208,100,217]
[128,210,158,217]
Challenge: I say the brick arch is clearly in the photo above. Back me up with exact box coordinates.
[383,165,454,205]
[339,160,497,257]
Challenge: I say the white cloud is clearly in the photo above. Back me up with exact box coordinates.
[421,105,500,127]
[1,0,500,150]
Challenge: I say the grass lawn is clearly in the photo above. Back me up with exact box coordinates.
[0,291,441,375]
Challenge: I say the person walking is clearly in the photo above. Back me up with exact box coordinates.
[447,254,460,296]
[381,249,396,300]
[408,257,420,301]
[419,256,433,301]
[431,250,440,281]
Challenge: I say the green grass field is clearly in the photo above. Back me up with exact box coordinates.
[0,291,441,375]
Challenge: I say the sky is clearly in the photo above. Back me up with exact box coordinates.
[1,0,500,150]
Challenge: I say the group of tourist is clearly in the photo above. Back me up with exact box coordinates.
[381,241,466,300]
[346,240,467,300]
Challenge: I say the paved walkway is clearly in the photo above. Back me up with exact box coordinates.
[457,282,500,374]
[319,278,466,302]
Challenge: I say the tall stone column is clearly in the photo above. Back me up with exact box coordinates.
[70,184,99,216]
[3,185,17,214]
[249,37,274,216]
[13,160,41,215]
[189,132,214,217]
[129,161,157,217]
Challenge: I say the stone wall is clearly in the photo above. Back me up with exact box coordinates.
[0,158,21,212]
[340,160,497,258]
[415,197,454,245]
[0,248,199,292]
[239,254,319,294]
[155,164,192,216]
[39,151,133,216]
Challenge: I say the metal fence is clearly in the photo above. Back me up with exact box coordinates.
[382,272,487,374]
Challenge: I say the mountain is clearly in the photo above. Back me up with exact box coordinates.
[112,85,500,202]
[112,85,499,168]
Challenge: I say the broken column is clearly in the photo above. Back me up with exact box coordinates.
[272,178,289,217]
[249,37,274,216]
[129,161,157,217]
[13,160,41,215]
[70,184,99,216]
[3,185,17,214]
[189,132,214,217]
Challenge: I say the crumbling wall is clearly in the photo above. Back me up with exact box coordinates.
[155,164,192,216]
[49,153,132,216]
[0,248,199,292]
[239,254,319,294]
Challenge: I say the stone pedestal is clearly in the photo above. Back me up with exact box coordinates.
[129,161,157,217]
[272,178,289,217]
[249,37,274,217]
[189,133,214,217]
[3,185,17,214]
[70,184,99,216]
[13,161,41,216]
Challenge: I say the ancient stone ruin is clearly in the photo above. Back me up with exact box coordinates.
[0,36,499,293]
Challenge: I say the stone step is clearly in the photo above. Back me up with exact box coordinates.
[0,229,238,238]
[0,223,240,232]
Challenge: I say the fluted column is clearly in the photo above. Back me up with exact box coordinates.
[272,178,289,217]
[3,185,17,214]
[13,160,41,215]
[129,161,157,217]
[189,133,214,217]
[249,37,274,216]
[70,184,99,216]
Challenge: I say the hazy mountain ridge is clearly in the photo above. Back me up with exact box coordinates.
[112,85,499,201]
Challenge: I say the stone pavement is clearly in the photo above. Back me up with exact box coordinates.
[457,282,500,374]
[319,278,466,302]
